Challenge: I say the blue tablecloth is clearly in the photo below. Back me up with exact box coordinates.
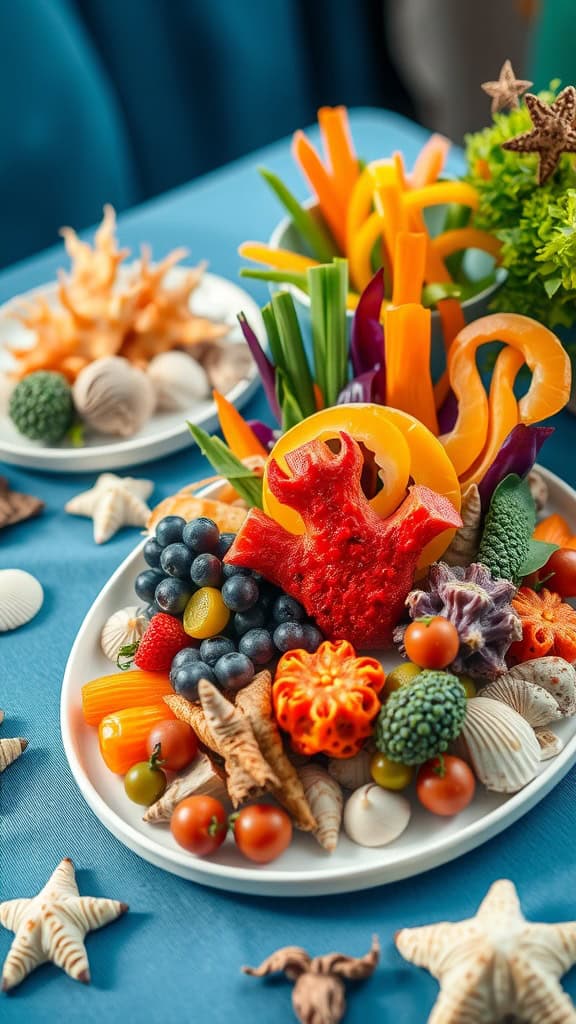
[2,110,576,1024]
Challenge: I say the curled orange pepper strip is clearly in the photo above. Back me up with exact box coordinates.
[459,346,524,487]
[431,228,502,263]
[442,313,571,477]
[402,181,480,215]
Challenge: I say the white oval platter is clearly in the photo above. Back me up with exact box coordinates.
[0,269,263,472]
[61,469,576,897]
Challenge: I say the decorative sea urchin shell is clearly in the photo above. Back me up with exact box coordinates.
[479,676,562,728]
[328,749,373,790]
[100,605,148,663]
[0,569,44,632]
[297,764,343,853]
[455,696,541,793]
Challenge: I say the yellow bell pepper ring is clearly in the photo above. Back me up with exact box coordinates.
[402,181,480,214]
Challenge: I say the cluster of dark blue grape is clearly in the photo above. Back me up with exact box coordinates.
[135,514,322,700]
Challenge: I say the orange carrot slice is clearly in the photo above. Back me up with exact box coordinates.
[98,704,176,775]
[82,670,173,727]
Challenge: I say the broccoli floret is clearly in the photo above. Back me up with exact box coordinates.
[477,474,535,584]
[9,371,73,443]
[374,670,466,765]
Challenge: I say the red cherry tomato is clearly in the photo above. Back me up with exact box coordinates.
[146,719,198,772]
[539,548,576,599]
[404,616,460,669]
[416,755,476,816]
[233,804,293,864]
[170,795,227,856]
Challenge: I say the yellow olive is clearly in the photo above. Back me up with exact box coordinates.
[458,674,477,698]
[385,662,421,696]
[370,752,414,790]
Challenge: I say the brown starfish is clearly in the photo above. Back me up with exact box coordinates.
[0,477,44,530]
[243,937,380,1024]
[502,86,576,184]
[481,59,532,113]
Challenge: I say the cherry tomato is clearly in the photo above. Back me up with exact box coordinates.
[124,745,167,806]
[233,805,292,864]
[416,755,475,816]
[146,719,198,772]
[539,549,576,599]
[404,617,459,670]
[170,795,228,856]
[385,662,421,697]
[370,752,413,790]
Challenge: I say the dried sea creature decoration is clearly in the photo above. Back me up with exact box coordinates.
[0,710,28,772]
[535,728,564,761]
[442,484,482,568]
[297,764,343,853]
[502,85,576,185]
[343,784,411,848]
[527,468,549,512]
[65,472,153,543]
[243,936,379,1024]
[481,59,532,113]
[395,562,522,680]
[144,752,227,823]
[479,676,562,728]
[0,857,128,991]
[0,476,44,530]
[455,696,541,793]
[328,749,372,791]
[100,605,149,663]
[396,878,576,1024]
[73,356,156,437]
[147,350,210,411]
[505,657,576,716]
[0,569,44,632]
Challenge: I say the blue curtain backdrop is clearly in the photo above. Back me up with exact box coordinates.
[0,0,413,269]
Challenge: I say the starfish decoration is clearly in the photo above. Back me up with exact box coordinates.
[502,86,576,184]
[0,710,27,773]
[395,879,576,1023]
[65,472,153,543]
[0,477,44,530]
[481,59,532,113]
[243,937,379,1024]
[0,858,128,991]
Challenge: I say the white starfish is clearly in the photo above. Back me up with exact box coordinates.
[65,472,153,543]
[0,858,128,991]
[395,879,576,1023]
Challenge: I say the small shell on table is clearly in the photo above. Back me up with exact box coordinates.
[147,351,210,411]
[297,764,343,853]
[144,752,228,823]
[479,676,562,728]
[442,483,482,568]
[73,356,156,437]
[535,728,564,760]
[455,696,541,793]
[527,469,549,512]
[328,749,373,790]
[506,658,576,717]
[100,605,149,663]
[0,569,44,632]
[199,341,254,395]
[0,737,28,772]
[344,784,411,848]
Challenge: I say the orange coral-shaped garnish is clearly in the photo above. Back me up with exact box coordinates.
[272,639,385,759]
[510,586,576,663]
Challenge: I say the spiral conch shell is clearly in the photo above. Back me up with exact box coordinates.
[73,356,156,437]
[455,697,541,793]
[297,764,343,853]
[328,749,372,790]
[100,605,148,663]
[442,484,482,567]
[479,677,562,728]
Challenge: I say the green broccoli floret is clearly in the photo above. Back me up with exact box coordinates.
[9,371,74,443]
[374,670,466,766]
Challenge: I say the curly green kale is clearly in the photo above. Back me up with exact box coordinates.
[477,474,555,584]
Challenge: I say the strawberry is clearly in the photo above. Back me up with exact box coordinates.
[127,614,194,672]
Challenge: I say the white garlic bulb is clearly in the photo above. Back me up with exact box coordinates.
[73,357,156,437]
[147,351,210,411]
[343,784,411,847]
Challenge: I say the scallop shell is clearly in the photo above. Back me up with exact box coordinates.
[455,696,541,793]
[73,356,156,437]
[0,569,44,632]
[148,351,210,411]
[442,483,482,567]
[100,605,149,663]
[297,764,343,853]
[328,749,373,790]
[479,677,562,728]
[506,658,576,716]
[143,753,228,823]
[535,728,564,760]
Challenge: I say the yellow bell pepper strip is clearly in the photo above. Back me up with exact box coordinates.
[433,298,466,409]
[212,390,268,461]
[317,106,360,203]
[430,228,502,263]
[391,232,427,306]
[459,346,524,487]
[410,133,451,188]
[346,160,396,249]
[403,181,480,216]
[292,131,347,252]
[348,213,387,293]
[384,304,439,436]
[239,242,320,273]
[441,313,572,477]
[262,404,461,568]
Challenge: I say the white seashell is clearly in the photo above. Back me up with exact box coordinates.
[343,784,411,848]
[0,569,44,632]
[66,473,153,544]
[100,605,148,663]
[200,341,254,395]
[144,753,228,823]
[328,749,373,790]
[148,351,210,411]
[443,483,482,567]
[456,697,541,793]
[479,676,562,728]
[298,764,343,853]
[73,356,156,437]
[535,728,564,760]
[506,657,576,716]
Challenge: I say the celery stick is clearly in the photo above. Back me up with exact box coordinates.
[240,268,310,292]
[271,292,316,418]
[259,167,338,261]
[308,261,349,407]
[261,302,285,370]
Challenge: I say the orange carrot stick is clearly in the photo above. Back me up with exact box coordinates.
[292,131,347,251]
[212,390,268,460]
[392,233,427,306]
[385,304,438,434]
[434,299,466,408]
[317,106,359,202]
[411,134,451,188]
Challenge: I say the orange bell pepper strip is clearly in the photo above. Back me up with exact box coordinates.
[212,390,268,461]
[317,106,360,204]
[459,346,524,487]
[410,134,451,188]
[403,181,480,215]
[430,228,502,263]
[533,514,573,546]
[292,131,347,252]
[384,304,439,435]
[391,233,427,306]
[434,299,466,409]
[442,313,571,477]
[238,242,319,273]
[393,151,408,190]
[346,160,394,248]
